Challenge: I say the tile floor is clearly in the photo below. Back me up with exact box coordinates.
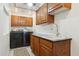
[9,46,35,56]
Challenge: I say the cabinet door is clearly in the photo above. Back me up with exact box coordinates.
[17,16,20,26]
[18,16,23,26]
[26,17,33,27]
[53,40,71,56]
[40,45,52,56]
[48,14,54,23]
[39,39,52,56]
[63,3,71,9]
[31,36,40,55]
[30,35,34,52]
[11,15,19,26]
[36,9,41,25]
[36,3,48,25]
[41,4,48,24]
[34,36,40,55]
[22,17,27,26]
[48,3,71,11]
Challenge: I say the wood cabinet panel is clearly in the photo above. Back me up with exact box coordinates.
[34,36,40,55]
[53,40,71,56]
[40,4,48,23]
[31,35,71,56]
[36,9,41,25]
[39,38,52,56]
[36,3,71,25]
[40,45,52,56]
[48,3,71,11]
[26,17,33,27]
[19,16,23,26]
[64,3,71,9]
[11,15,33,27]
[11,15,19,26]
[40,39,52,49]
[48,14,54,23]
[23,17,27,26]
[30,35,40,55]
[30,35,34,52]
[36,3,48,25]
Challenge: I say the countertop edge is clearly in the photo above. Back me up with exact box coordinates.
[32,34,72,42]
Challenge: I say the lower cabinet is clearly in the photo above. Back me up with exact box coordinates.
[31,35,71,56]
[39,38,52,56]
[52,40,71,56]
[40,46,52,56]
[31,35,40,55]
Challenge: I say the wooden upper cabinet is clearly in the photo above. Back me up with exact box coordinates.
[48,3,71,10]
[11,15,33,27]
[64,3,71,9]
[22,17,27,26]
[36,3,55,25]
[40,4,48,23]
[48,14,54,24]
[36,3,48,25]
[11,15,19,26]
[26,17,33,27]
[48,3,71,15]
[36,9,41,25]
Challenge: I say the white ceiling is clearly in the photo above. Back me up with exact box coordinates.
[10,3,43,11]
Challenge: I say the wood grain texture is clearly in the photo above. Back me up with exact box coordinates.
[36,8,41,25]
[64,3,71,9]
[31,35,72,56]
[36,3,48,25]
[48,3,71,11]
[30,35,40,56]
[30,35,34,52]
[11,15,33,27]
[36,3,71,25]
[48,14,54,23]
[53,40,71,56]
[40,45,52,56]
[40,38,52,49]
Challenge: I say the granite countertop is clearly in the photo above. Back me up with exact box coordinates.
[32,33,72,42]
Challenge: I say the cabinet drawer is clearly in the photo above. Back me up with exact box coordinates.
[40,39,52,48]
[40,46,52,56]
